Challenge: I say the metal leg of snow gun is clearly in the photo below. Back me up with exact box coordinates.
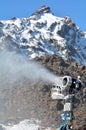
[60,95,74,130]
[59,112,74,130]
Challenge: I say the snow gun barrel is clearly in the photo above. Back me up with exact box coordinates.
[62,75,82,93]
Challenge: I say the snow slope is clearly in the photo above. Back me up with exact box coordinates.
[0,119,51,130]
[0,5,86,65]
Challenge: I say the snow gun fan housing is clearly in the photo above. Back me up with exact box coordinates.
[51,76,82,100]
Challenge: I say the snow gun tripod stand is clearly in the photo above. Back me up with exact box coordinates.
[59,94,75,130]
[51,75,82,130]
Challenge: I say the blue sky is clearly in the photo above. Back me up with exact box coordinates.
[0,0,86,31]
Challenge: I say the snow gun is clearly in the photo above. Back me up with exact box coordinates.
[51,75,82,130]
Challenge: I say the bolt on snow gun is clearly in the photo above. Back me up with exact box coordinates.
[51,75,82,130]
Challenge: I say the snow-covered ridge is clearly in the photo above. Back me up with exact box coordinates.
[0,5,86,65]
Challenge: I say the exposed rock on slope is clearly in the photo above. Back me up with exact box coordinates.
[35,55,86,130]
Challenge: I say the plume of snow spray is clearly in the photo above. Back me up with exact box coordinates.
[0,50,61,86]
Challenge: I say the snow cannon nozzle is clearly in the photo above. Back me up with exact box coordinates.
[62,75,82,93]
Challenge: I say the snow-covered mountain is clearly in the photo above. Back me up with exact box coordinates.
[0,5,86,65]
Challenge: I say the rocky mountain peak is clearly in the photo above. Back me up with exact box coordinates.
[31,5,51,17]
[0,6,86,65]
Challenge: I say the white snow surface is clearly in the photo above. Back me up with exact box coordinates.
[0,119,51,130]
[0,6,86,65]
